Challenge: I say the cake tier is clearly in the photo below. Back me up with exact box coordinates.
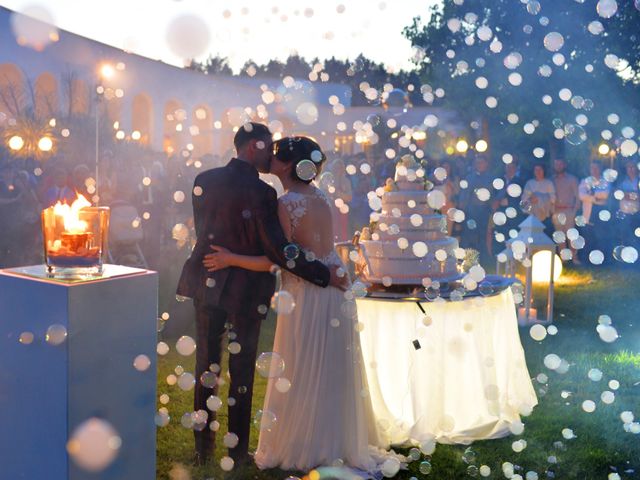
[376,214,447,242]
[381,191,433,216]
[395,179,425,191]
[359,237,459,285]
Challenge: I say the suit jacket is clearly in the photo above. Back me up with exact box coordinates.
[176,158,330,318]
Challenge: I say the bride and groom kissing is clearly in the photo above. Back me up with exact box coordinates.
[177,122,396,474]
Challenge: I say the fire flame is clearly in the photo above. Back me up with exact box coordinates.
[52,193,92,232]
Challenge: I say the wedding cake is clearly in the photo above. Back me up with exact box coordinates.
[358,157,461,285]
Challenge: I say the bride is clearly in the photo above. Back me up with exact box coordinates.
[204,136,392,473]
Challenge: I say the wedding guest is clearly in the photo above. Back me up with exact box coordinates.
[458,155,493,261]
[522,163,556,231]
[42,167,76,207]
[0,164,21,266]
[579,160,611,259]
[490,158,524,254]
[324,155,353,242]
[552,158,580,264]
[432,161,458,234]
[616,159,640,248]
[71,164,93,199]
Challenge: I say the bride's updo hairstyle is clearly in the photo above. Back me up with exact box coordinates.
[272,136,326,184]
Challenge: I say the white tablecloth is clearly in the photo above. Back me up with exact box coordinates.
[356,288,538,445]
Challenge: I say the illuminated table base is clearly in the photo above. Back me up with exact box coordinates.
[0,264,158,479]
[357,288,538,445]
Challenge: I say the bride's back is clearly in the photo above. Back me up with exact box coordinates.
[279,187,336,263]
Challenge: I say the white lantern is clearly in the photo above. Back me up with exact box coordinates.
[496,215,559,325]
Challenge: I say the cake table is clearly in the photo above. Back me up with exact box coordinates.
[356,285,538,446]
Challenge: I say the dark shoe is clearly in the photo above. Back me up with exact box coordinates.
[193,451,210,466]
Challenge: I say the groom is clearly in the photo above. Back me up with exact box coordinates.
[177,122,340,465]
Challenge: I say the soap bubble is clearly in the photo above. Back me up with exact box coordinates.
[420,437,437,455]
[601,391,615,404]
[381,458,401,477]
[564,124,587,145]
[544,32,564,52]
[10,6,58,51]
[67,418,121,472]
[157,342,170,355]
[275,377,292,393]
[598,325,618,343]
[544,354,561,370]
[178,372,196,391]
[462,447,477,464]
[582,400,596,413]
[296,103,319,125]
[133,354,151,372]
[176,336,196,356]
[206,395,223,411]
[271,290,296,314]
[19,331,34,345]
[256,352,285,378]
[588,368,603,381]
[46,324,67,346]
[530,324,548,341]
[589,250,604,265]
[427,190,446,209]
[597,0,618,18]
[223,432,239,448]
[166,14,211,60]
[412,242,429,257]
[419,460,432,474]
[220,456,234,471]
[254,409,277,431]
[200,371,217,388]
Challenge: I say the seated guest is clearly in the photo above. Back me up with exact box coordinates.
[522,163,556,231]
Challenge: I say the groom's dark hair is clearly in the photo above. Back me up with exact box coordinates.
[233,122,272,151]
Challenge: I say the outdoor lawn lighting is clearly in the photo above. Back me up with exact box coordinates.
[8,135,24,151]
[475,139,488,152]
[455,138,469,153]
[496,215,558,325]
[598,143,610,155]
[37,136,53,152]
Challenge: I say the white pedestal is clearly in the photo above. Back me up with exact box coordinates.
[0,265,158,480]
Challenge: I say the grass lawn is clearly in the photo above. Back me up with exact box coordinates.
[156,266,640,480]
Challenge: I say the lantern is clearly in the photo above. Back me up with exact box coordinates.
[496,215,560,325]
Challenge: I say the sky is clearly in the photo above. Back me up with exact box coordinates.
[0,0,438,72]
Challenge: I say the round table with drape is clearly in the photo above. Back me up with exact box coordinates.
[356,287,538,446]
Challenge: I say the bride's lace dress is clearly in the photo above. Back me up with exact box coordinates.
[254,188,394,474]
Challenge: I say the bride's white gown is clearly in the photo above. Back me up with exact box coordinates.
[254,188,391,473]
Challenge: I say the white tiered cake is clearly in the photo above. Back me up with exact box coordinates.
[358,159,461,285]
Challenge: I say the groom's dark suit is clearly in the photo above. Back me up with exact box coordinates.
[177,158,330,462]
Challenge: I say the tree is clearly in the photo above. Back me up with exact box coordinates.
[403,0,640,173]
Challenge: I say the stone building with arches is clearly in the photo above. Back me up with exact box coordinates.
[0,6,467,167]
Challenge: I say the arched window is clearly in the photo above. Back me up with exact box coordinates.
[132,93,154,146]
[34,71,59,119]
[0,63,26,117]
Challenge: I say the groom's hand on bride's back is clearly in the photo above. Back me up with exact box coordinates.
[329,265,351,291]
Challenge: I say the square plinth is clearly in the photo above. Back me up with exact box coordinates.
[0,264,158,480]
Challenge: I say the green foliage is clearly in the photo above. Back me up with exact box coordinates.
[403,1,640,175]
